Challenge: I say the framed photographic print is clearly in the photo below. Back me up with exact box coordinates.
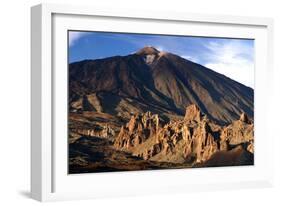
[31,3,274,201]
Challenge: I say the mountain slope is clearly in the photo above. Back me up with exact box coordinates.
[69,46,253,125]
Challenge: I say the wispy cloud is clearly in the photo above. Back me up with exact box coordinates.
[126,36,254,88]
[180,55,199,62]
[69,31,88,47]
[139,38,255,88]
[202,39,254,88]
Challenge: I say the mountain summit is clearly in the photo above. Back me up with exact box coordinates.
[135,46,166,65]
[69,46,253,125]
[136,46,160,55]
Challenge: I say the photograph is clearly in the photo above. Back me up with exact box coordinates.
[68,31,254,174]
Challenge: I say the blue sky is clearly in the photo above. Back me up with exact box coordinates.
[69,31,254,88]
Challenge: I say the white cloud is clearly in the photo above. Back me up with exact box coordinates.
[203,40,254,88]
[180,55,198,63]
[69,31,88,47]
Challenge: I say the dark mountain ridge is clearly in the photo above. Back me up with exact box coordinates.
[69,46,253,125]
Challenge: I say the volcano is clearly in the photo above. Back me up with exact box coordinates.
[69,46,253,125]
[68,46,254,173]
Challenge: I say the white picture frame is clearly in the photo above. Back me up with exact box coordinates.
[31,3,274,202]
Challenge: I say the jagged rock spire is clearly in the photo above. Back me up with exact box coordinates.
[240,112,250,123]
[184,104,203,122]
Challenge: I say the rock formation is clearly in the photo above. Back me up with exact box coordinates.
[220,112,254,152]
[114,104,254,165]
[114,111,160,149]
[71,124,115,141]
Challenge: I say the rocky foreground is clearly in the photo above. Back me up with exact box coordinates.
[69,104,254,173]
[114,104,253,166]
